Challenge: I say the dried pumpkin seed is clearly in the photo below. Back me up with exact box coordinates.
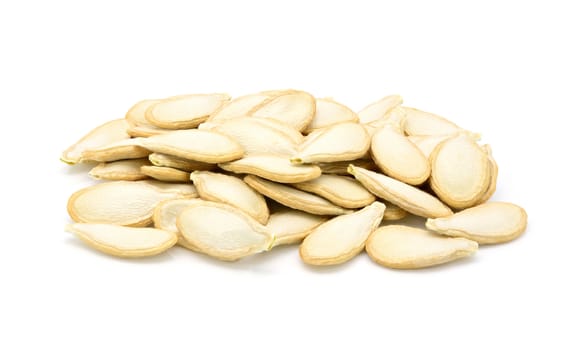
[476,145,498,204]
[426,202,527,244]
[239,117,305,144]
[348,165,453,218]
[407,134,453,159]
[177,201,274,261]
[382,201,408,221]
[429,134,490,209]
[244,175,351,216]
[125,99,168,137]
[292,174,376,209]
[207,93,271,123]
[266,209,328,246]
[363,107,407,136]
[358,94,403,124]
[403,107,480,140]
[145,93,230,129]
[153,198,203,252]
[299,201,385,265]
[80,137,150,163]
[317,159,378,175]
[248,90,316,131]
[66,223,177,258]
[142,180,198,196]
[191,171,269,224]
[371,125,430,185]
[89,159,150,181]
[366,225,478,269]
[305,98,359,133]
[138,129,244,163]
[220,154,321,183]
[148,153,216,172]
[61,119,130,164]
[140,165,191,183]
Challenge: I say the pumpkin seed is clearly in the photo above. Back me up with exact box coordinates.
[363,107,407,136]
[266,209,328,246]
[191,171,269,224]
[153,198,203,252]
[80,137,150,163]
[429,134,490,209]
[140,165,191,183]
[220,154,321,183]
[142,180,198,196]
[145,93,230,129]
[348,165,453,218]
[239,117,305,144]
[426,202,527,244]
[61,119,130,164]
[291,122,370,164]
[407,134,453,159]
[299,201,385,265]
[148,153,216,172]
[138,129,244,163]
[382,201,408,221]
[357,94,403,124]
[66,223,177,258]
[248,90,315,131]
[177,201,274,261]
[476,145,498,204]
[292,174,376,209]
[125,99,168,137]
[305,98,359,133]
[371,125,430,185]
[208,93,271,123]
[317,159,378,175]
[89,159,150,181]
[244,175,351,216]
[403,107,480,140]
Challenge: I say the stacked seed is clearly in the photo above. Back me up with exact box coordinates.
[62,90,527,269]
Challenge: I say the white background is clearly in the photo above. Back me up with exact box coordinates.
[1,1,584,349]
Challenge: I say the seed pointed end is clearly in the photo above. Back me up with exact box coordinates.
[290,157,303,165]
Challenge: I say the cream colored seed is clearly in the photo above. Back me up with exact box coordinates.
[239,117,305,144]
[407,134,453,159]
[364,107,406,136]
[125,99,168,137]
[145,93,230,129]
[220,154,321,183]
[207,93,272,123]
[357,94,403,124]
[476,144,498,204]
[305,98,359,133]
[366,225,478,269]
[426,202,527,244]
[317,159,378,175]
[266,209,328,246]
[248,90,316,131]
[382,201,408,221]
[140,165,191,183]
[153,198,204,253]
[61,119,130,164]
[292,174,376,209]
[148,153,216,172]
[80,137,150,163]
[89,159,150,181]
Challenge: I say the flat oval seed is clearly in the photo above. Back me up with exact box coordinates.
[80,137,150,162]
[177,201,274,261]
[348,165,453,218]
[248,90,316,131]
[407,134,453,159]
[476,145,498,204]
[66,223,177,258]
[239,117,305,144]
[207,93,271,123]
[220,154,321,183]
[366,225,478,269]
[140,165,190,183]
[191,171,269,224]
[125,99,168,137]
[89,159,150,181]
[403,107,480,140]
[153,198,204,252]
[430,134,490,209]
[148,153,216,172]
[300,202,385,266]
[145,93,230,129]
[305,98,359,133]
[358,94,403,124]
[291,122,370,164]
[143,180,198,196]
[266,209,328,246]
[244,175,351,216]
[67,181,195,227]
[292,174,376,209]
[364,107,406,136]
[61,119,130,164]
[426,202,527,244]
[371,125,430,185]
[382,201,408,221]
[317,159,378,175]
[139,129,244,163]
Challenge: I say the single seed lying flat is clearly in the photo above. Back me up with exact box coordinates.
[403,107,480,140]
[191,171,269,224]
[148,153,216,172]
[292,174,376,209]
[358,94,403,124]
[305,98,359,133]
[67,180,196,227]
[317,159,378,175]
[300,201,385,266]
[430,134,490,209]
[138,129,244,163]
[80,137,150,163]
[177,201,274,261]
[382,201,408,221]
[476,145,498,204]
[266,209,328,246]
[145,93,230,129]
[61,119,130,164]
[207,93,271,123]
[220,154,321,183]
[153,198,203,252]
[371,125,430,185]
[348,165,453,218]
[248,90,316,131]
[140,165,191,183]
[291,122,370,164]
[366,225,478,269]
[426,202,527,244]
[89,159,150,181]
[125,99,168,137]
[407,134,453,159]
[244,175,351,216]
[66,223,177,258]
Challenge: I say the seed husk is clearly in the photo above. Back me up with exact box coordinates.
[66,223,177,258]
[403,107,480,140]
[244,175,351,216]
[89,159,150,181]
[291,122,370,164]
[317,158,378,175]
[476,145,498,204]
[140,165,191,183]
[348,165,453,218]
[382,201,408,221]
[142,180,198,196]
[191,171,269,224]
[80,137,150,163]
[429,134,490,209]
[305,98,359,133]
[148,153,216,172]
[407,134,453,159]
[207,93,271,123]
[371,125,430,185]
[138,129,244,163]
[220,154,321,183]
[125,99,168,137]
[366,225,478,269]
[357,94,403,124]
[248,90,316,131]
[67,180,196,227]
[363,107,406,136]
[153,198,203,252]
[292,174,376,209]
[266,209,328,246]
[61,119,130,164]
[238,117,305,144]
[426,202,527,244]
[299,201,385,266]
[145,93,230,129]
[177,201,274,261]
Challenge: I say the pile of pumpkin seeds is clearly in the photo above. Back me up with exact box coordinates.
[62,90,527,269]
